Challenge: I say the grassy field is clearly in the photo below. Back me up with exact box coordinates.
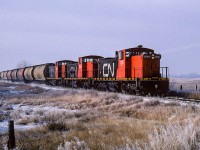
[0,81,200,150]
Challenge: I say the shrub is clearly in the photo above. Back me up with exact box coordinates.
[57,137,90,150]
[16,118,31,125]
[46,121,69,131]
[43,111,69,131]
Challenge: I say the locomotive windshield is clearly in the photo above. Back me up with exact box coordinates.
[83,58,93,62]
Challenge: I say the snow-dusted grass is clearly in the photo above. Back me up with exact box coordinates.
[147,121,200,150]
[120,121,200,150]
[57,137,90,150]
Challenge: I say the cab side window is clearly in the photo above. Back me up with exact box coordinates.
[119,51,124,60]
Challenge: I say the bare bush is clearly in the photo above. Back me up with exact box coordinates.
[42,111,69,131]
[16,118,31,125]
[57,137,90,150]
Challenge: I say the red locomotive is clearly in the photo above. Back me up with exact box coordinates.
[0,45,169,95]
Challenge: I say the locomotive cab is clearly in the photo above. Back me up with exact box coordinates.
[55,60,77,78]
[116,45,165,79]
[78,55,103,78]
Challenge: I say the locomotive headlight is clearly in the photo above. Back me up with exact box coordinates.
[155,84,158,89]
[152,54,155,59]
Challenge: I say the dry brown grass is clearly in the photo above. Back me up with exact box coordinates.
[169,91,200,100]
[65,117,155,149]
[16,118,32,125]
[15,128,65,150]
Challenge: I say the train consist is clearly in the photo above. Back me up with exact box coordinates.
[0,45,169,95]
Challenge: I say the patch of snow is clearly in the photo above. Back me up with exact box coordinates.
[0,104,79,134]
[9,91,21,94]
[12,104,78,114]
[7,86,16,90]
[168,115,176,120]
[143,97,153,101]
[0,120,38,134]
[0,121,8,134]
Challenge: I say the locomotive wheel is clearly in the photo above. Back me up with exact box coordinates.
[95,83,100,90]
[121,83,126,93]
[102,83,107,91]
[108,82,117,92]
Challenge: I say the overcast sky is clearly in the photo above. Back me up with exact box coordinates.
[0,0,200,75]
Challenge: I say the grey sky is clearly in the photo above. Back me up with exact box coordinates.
[0,0,200,75]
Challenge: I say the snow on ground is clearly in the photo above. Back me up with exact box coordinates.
[0,120,37,134]
[0,102,80,134]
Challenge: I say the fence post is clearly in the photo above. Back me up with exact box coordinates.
[8,120,16,149]
[180,85,182,91]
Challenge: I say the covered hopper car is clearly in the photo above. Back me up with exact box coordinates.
[7,70,12,80]
[24,66,34,81]
[11,69,18,81]
[33,63,55,81]
[17,68,25,81]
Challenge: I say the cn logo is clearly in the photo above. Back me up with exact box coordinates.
[103,63,115,77]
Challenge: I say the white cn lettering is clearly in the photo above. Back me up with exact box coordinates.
[103,64,108,77]
[103,63,115,77]
[109,63,115,77]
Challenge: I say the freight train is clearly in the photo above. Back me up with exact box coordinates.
[0,45,169,95]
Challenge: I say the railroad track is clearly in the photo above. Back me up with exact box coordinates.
[165,96,200,103]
